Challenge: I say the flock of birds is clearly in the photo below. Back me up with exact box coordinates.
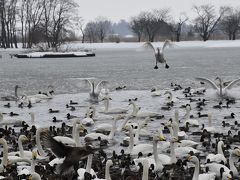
[0,41,240,180]
[0,75,240,180]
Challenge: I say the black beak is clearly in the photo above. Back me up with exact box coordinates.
[154,65,158,69]
[165,64,169,69]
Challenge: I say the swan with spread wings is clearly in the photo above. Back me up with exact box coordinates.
[196,77,240,99]
[143,40,173,69]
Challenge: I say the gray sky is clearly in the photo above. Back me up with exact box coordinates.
[78,0,240,22]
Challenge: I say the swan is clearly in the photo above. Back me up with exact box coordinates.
[183,105,199,127]
[195,77,240,99]
[1,85,21,101]
[77,154,97,180]
[228,148,240,177]
[0,112,23,126]
[99,97,128,114]
[206,140,227,164]
[84,115,120,142]
[206,163,232,179]
[164,91,179,104]
[143,40,173,69]
[187,155,216,180]
[86,106,114,121]
[204,113,216,133]
[94,159,113,180]
[82,117,94,126]
[151,87,161,97]
[84,79,108,103]
[0,138,31,173]
[129,100,160,118]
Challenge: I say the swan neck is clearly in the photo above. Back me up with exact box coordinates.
[175,110,179,123]
[170,141,177,164]
[75,127,81,147]
[15,86,18,97]
[72,119,80,139]
[172,122,179,138]
[0,113,3,122]
[193,159,200,180]
[130,102,137,116]
[229,153,238,175]
[36,129,46,156]
[104,99,109,112]
[86,154,93,173]
[142,161,149,180]
[31,114,35,126]
[108,119,117,140]
[1,139,8,166]
[117,116,130,132]
[127,127,134,154]
[208,115,212,127]
[31,158,36,173]
[105,162,112,180]
[18,137,24,158]
[153,140,163,171]
[217,142,224,155]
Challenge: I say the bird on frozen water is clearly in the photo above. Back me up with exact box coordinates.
[42,130,101,175]
[143,40,173,69]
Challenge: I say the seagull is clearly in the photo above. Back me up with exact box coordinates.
[196,77,240,99]
[143,40,173,69]
[84,79,108,103]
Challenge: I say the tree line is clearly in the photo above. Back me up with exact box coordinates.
[1,2,240,49]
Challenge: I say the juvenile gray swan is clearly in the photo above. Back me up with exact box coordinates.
[143,40,173,69]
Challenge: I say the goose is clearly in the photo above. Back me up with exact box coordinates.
[206,140,227,164]
[204,113,216,133]
[187,155,216,180]
[84,79,108,103]
[42,131,101,175]
[195,77,240,99]
[143,40,173,69]
[0,112,23,126]
[99,97,128,114]
[1,85,21,101]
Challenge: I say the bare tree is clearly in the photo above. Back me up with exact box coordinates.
[172,13,188,42]
[193,4,227,41]
[84,21,98,43]
[72,16,85,43]
[95,17,111,43]
[220,7,240,40]
[129,16,144,42]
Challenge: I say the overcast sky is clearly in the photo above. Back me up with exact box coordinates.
[78,0,240,22]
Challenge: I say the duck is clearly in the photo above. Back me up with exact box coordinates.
[49,108,60,113]
[143,40,173,69]
[3,103,10,108]
[195,77,240,99]
[223,113,235,119]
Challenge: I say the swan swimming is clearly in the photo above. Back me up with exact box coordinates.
[143,40,173,69]
[195,77,240,99]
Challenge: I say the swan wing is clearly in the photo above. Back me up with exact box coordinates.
[143,42,156,53]
[96,80,108,93]
[161,40,173,53]
[84,79,94,93]
[195,77,219,90]
[224,78,240,90]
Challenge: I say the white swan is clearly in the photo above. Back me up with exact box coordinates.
[206,162,232,179]
[84,115,120,142]
[229,148,240,177]
[1,85,21,101]
[184,105,199,127]
[0,138,31,173]
[99,97,128,114]
[129,100,160,118]
[0,112,23,126]
[206,140,226,164]
[84,79,108,103]
[86,106,114,121]
[150,87,161,97]
[187,155,216,180]
[195,77,240,99]
[77,154,96,180]
[204,113,216,133]
[94,160,113,180]
[143,40,173,69]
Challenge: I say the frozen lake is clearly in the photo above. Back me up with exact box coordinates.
[0,46,240,96]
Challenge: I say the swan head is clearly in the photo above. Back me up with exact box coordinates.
[19,135,28,142]
[0,138,6,145]
[106,159,113,167]
[153,133,165,142]
[170,137,181,143]
[230,148,240,157]
[32,150,38,160]
[187,155,198,164]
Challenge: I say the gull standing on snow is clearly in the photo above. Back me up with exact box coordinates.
[143,40,173,69]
